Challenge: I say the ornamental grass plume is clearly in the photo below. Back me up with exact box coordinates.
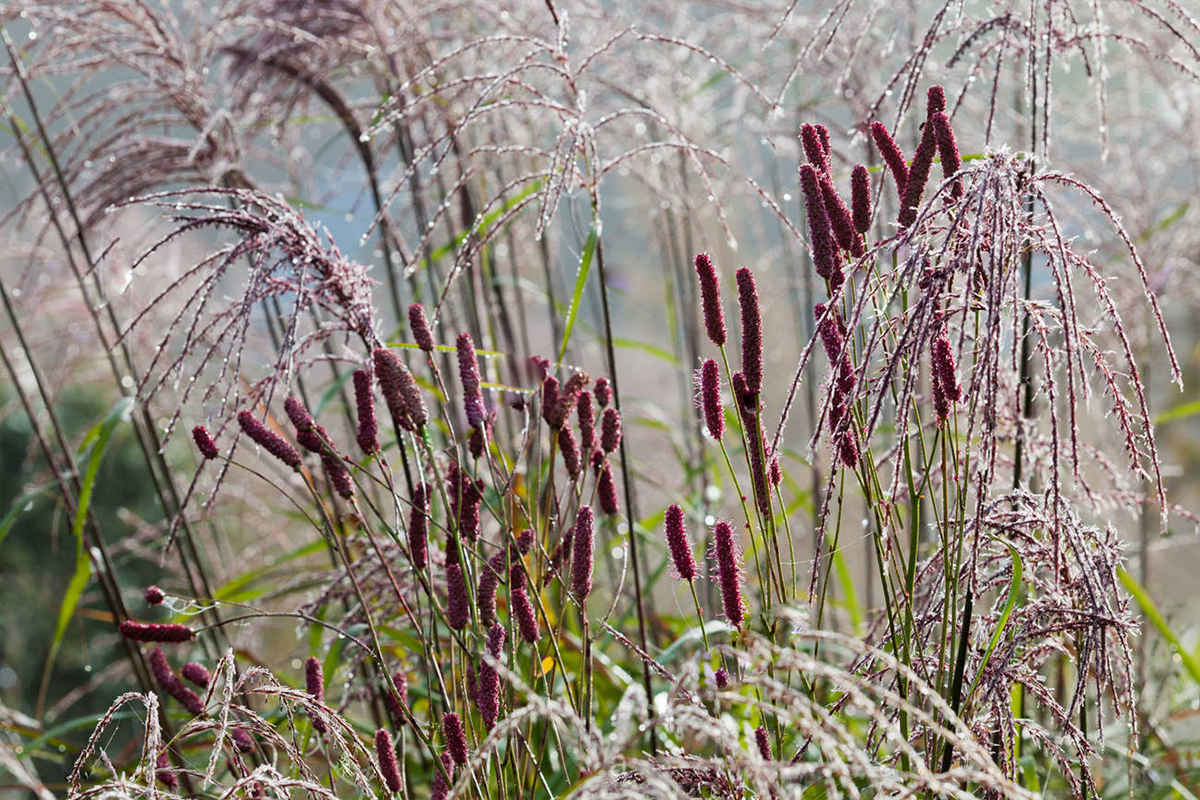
[712,521,745,628]
[375,728,401,793]
[192,426,219,460]
[698,359,724,440]
[456,332,486,430]
[352,369,379,454]
[442,712,468,766]
[572,506,595,601]
[236,410,301,470]
[408,303,435,352]
[118,621,195,643]
[664,503,696,581]
[694,253,727,347]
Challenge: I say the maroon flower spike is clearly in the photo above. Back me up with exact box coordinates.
[699,359,724,441]
[769,456,782,487]
[597,462,619,516]
[926,84,946,116]
[374,348,427,433]
[571,506,595,601]
[816,124,832,157]
[409,303,435,352]
[192,426,219,460]
[590,447,606,475]
[284,397,324,453]
[898,108,941,229]
[800,164,843,290]
[446,463,483,542]
[530,354,551,379]
[819,174,861,256]
[694,253,727,347]
[516,528,535,555]
[144,585,165,606]
[735,268,764,400]
[576,391,596,452]
[384,671,409,726]
[469,423,487,460]
[477,624,506,729]
[456,332,486,430]
[119,621,195,644]
[149,648,204,716]
[304,656,327,733]
[541,375,561,428]
[850,164,872,235]
[930,111,962,199]
[839,436,860,468]
[555,371,590,425]
[558,425,581,480]
[446,562,469,630]
[352,370,379,454]
[155,750,176,789]
[714,667,731,690]
[800,123,831,176]
[755,726,772,760]
[232,729,254,754]
[664,504,696,581]
[712,521,745,627]
[593,377,612,408]
[870,121,908,198]
[180,662,210,688]
[431,752,454,800]
[477,549,506,627]
[600,408,622,453]
[237,411,301,470]
[409,483,430,570]
[375,728,401,793]
[442,712,468,766]
[321,452,354,500]
[510,564,540,644]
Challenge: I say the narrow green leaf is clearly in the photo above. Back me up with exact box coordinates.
[1119,566,1200,684]
[1154,400,1200,425]
[0,480,61,551]
[557,217,600,363]
[963,541,1022,709]
[611,337,681,366]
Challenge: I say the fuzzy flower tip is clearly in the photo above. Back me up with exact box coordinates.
[477,549,507,627]
[800,123,830,176]
[665,503,696,581]
[446,563,469,630]
[697,359,724,441]
[930,111,962,198]
[598,461,619,516]
[572,506,595,601]
[558,425,581,480]
[755,726,772,760]
[237,410,301,470]
[180,662,210,688]
[800,164,842,290]
[384,671,409,726]
[713,521,745,627]
[714,667,731,690]
[374,347,428,432]
[694,252,727,347]
[375,728,401,793]
[735,268,763,398]
[119,621,195,644]
[408,483,430,570]
[601,408,622,454]
[577,391,597,451]
[898,99,942,229]
[456,332,486,430]
[144,585,165,606]
[192,426,219,460]
[593,377,612,408]
[553,371,589,428]
[850,164,872,235]
[510,564,540,644]
[820,173,859,256]
[870,121,908,198]
[148,647,204,716]
[432,752,454,800]
[409,303,435,352]
[443,712,468,766]
[352,369,379,454]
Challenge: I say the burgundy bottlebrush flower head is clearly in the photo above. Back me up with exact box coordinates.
[870,121,908,198]
[819,173,861,257]
[321,452,354,500]
[593,377,611,408]
[664,503,696,581]
[352,369,379,454]
[516,528,535,555]
[800,123,831,176]
[714,667,731,690]
[149,647,204,716]
[897,86,946,229]
[558,425,581,480]
[712,521,745,627]
[800,164,843,290]
[510,563,539,644]
[930,111,962,198]
[384,670,409,726]
[769,456,782,487]
[408,303,435,352]
[432,752,454,800]
[469,423,487,459]
[694,252,727,347]
[375,728,401,793]
[571,505,595,601]
[446,562,469,629]
[284,396,324,453]
[698,358,724,441]
[477,624,506,729]
[456,332,486,430]
[192,426,219,460]
[374,347,427,432]
[442,712,468,766]
[155,750,176,789]
[577,390,597,451]
[119,620,195,643]
[850,164,871,234]
[304,656,324,701]
[180,662,211,688]
[144,585,165,606]
[735,267,763,399]
[477,549,507,627]
[598,462,619,516]
[601,408,622,453]
[541,375,561,427]
[237,410,301,470]
[555,371,590,427]
[755,726,772,760]
[446,462,483,542]
[409,482,430,570]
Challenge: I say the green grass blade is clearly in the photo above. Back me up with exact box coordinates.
[1119,566,1200,684]
[963,541,1022,709]
[557,217,600,363]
